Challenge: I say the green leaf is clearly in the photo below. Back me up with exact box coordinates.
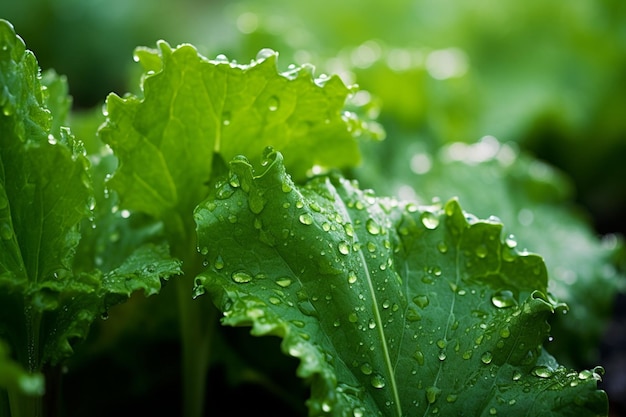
[0,19,181,373]
[99,42,378,240]
[358,135,626,366]
[194,149,608,416]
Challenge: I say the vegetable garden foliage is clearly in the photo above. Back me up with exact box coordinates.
[0,17,615,417]
[0,20,181,416]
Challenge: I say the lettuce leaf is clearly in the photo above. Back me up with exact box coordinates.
[194,148,608,416]
[100,41,379,242]
[357,135,626,367]
[99,41,381,417]
[0,18,181,381]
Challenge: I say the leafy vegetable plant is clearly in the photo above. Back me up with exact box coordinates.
[0,17,617,417]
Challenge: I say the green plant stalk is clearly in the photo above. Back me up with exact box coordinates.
[169,216,217,417]
[18,309,42,417]
[176,276,216,417]
[7,390,41,417]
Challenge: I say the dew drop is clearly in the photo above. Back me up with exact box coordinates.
[222,111,231,126]
[475,244,488,258]
[276,277,292,288]
[360,362,373,375]
[268,96,279,112]
[413,295,429,309]
[269,296,281,305]
[406,309,421,321]
[338,241,350,255]
[281,182,292,193]
[231,271,253,283]
[426,386,441,404]
[414,350,425,365]
[437,241,448,254]
[446,394,458,403]
[366,218,381,235]
[214,255,225,270]
[420,212,440,229]
[347,271,358,284]
[214,53,229,63]
[532,366,552,378]
[499,327,511,339]
[255,48,276,62]
[505,234,517,248]
[370,374,386,389]
[481,351,493,364]
[491,290,517,308]
[299,213,313,225]
[512,371,522,381]
[348,312,358,323]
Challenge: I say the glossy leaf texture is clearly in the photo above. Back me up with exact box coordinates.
[194,149,608,416]
[357,135,626,367]
[0,19,181,373]
[100,41,380,239]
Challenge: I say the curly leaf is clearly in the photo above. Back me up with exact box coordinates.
[0,19,181,373]
[365,135,626,366]
[194,149,608,416]
[100,42,378,238]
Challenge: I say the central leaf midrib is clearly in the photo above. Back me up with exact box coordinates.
[331,181,403,417]
[422,229,461,417]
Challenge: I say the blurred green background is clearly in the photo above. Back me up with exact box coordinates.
[2,0,625,415]
[3,0,625,235]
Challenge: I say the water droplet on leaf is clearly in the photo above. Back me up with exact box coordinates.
[491,290,517,308]
[413,295,429,309]
[420,212,439,229]
[437,241,448,254]
[360,363,373,375]
[505,234,517,248]
[338,241,350,255]
[256,48,276,62]
[426,386,441,404]
[366,218,381,235]
[231,271,253,283]
[276,277,292,288]
[370,374,385,389]
[475,244,488,258]
[299,213,313,225]
[268,96,279,111]
[532,366,552,378]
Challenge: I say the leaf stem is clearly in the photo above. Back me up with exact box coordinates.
[174,235,218,417]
